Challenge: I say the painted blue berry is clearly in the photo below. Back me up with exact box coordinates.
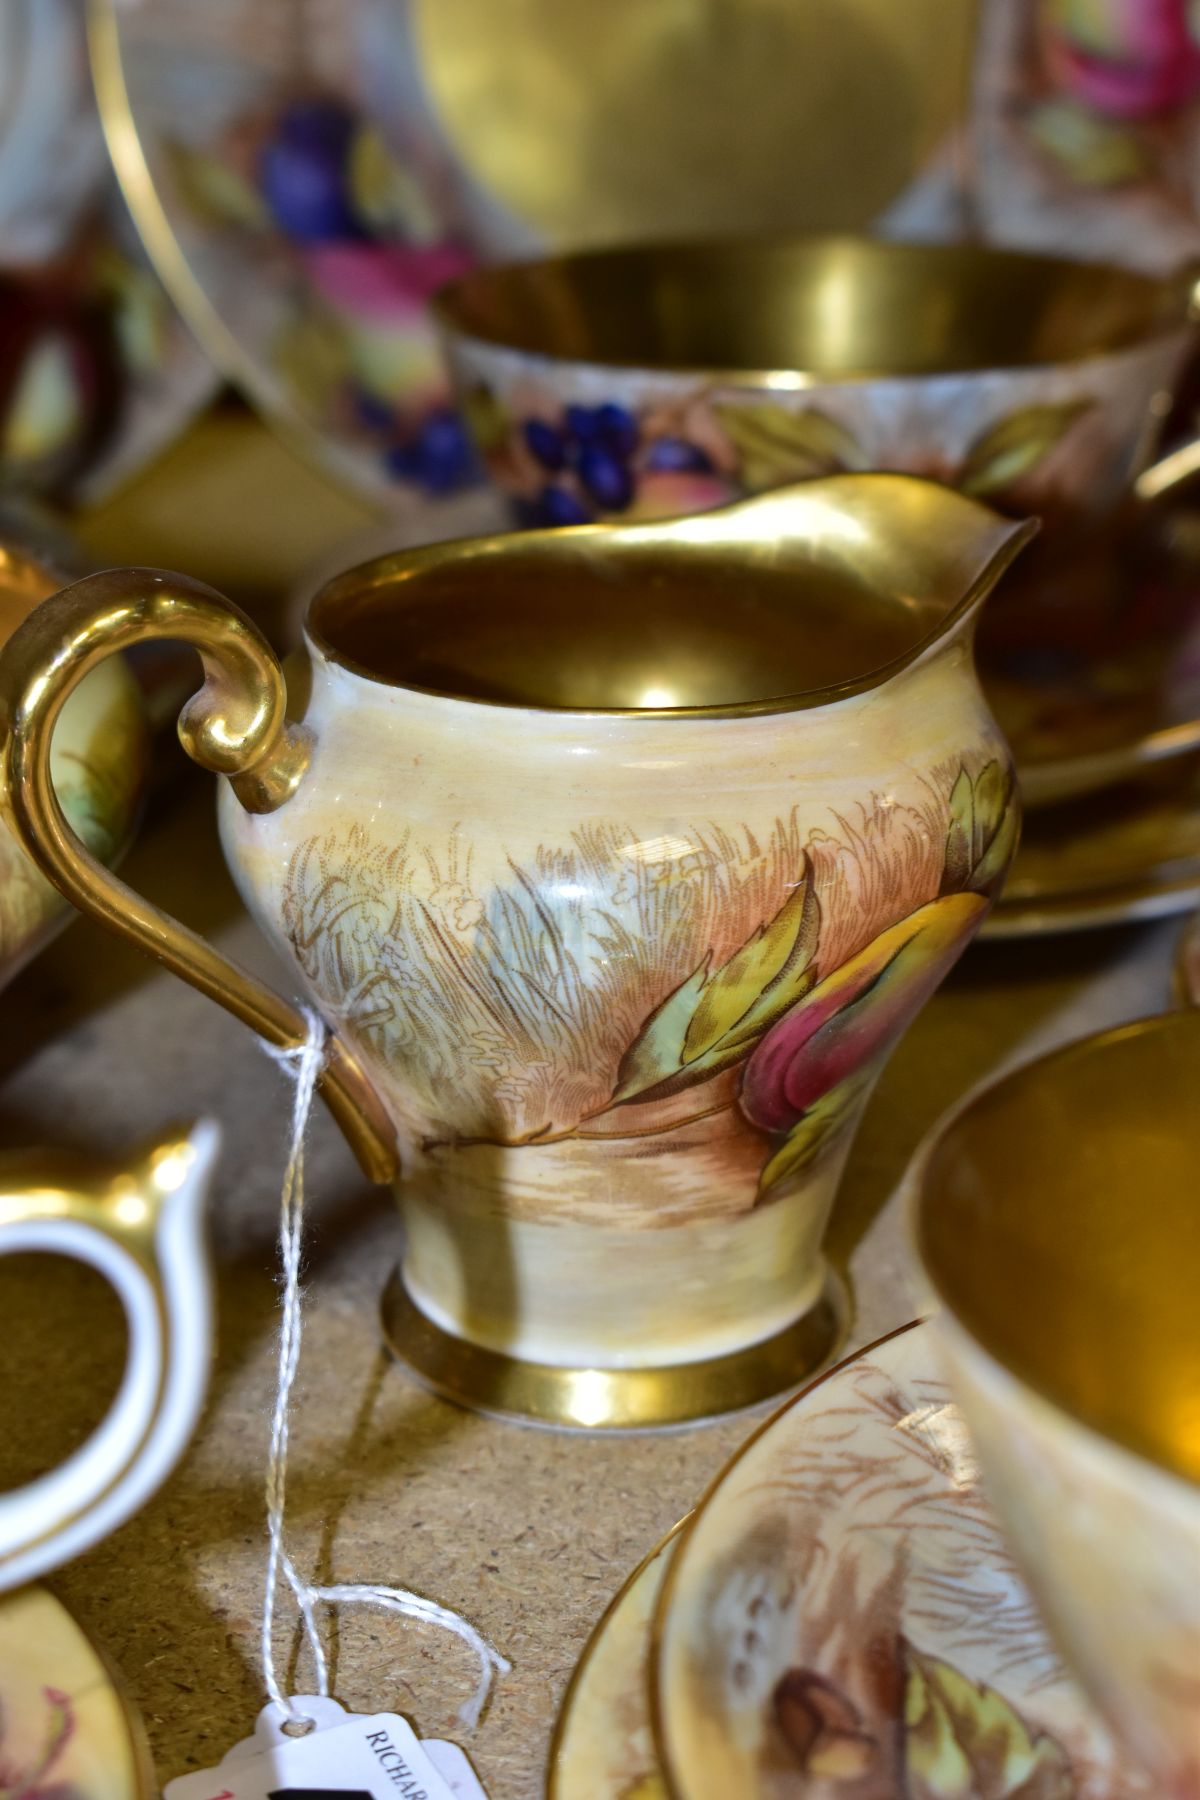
[523,417,567,471]
[644,435,713,473]
[565,403,600,444]
[535,483,593,526]
[259,98,364,242]
[577,442,634,511]
[593,402,639,458]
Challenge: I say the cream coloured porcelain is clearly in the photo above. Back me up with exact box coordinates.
[0,1122,218,1591]
[914,1012,1200,1800]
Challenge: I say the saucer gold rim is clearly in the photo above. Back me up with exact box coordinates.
[647,1320,923,1800]
[545,1517,687,1800]
[1019,716,1200,809]
[983,860,1200,937]
[381,1266,847,1431]
[647,1318,1150,1800]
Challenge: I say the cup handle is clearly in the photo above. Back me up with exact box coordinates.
[0,1122,218,1591]
[0,568,398,1182]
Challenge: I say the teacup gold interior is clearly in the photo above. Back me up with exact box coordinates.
[917,1011,1200,1485]
[308,477,1030,712]
[437,237,1187,377]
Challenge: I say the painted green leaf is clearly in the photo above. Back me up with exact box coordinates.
[940,762,1018,895]
[713,402,865,488]
[682,874,818,1064]
[611,958,712,1102]
[1027,99,1151,188]
[756,1066,875,1199]
[942,768,975,893]
[902,1639,1075,1800]
[349,123,439,239]
[775,1667,877,1779]
[619,1775,669,1800]
[164,139,270,229]
[971,760,1009,867]
[612,875,819,1105]
[973,797,1020,891]
[960,401,1093,499]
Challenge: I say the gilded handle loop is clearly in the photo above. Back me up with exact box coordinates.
[0,569,398,1182]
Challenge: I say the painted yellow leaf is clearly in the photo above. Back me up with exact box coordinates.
[960,402,1093,498]
[756,1065,875,1197]
[612,875,819,1104]
[713,402,865,488]
[274,310,349,417]
[619,1775,668,1800]
[349,123,439,240]
[463,382,510,453]
[682,872,818,1064]
[902,1640,1075,1800]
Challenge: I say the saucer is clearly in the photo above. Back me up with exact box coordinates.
[653,1321,1152,1799]
[0,1583,154,1796]
[985,757,1200,937]
[548,1523,683,1800]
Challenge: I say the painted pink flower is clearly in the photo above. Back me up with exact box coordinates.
[1044,0,1200,117]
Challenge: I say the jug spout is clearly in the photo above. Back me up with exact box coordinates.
[664,472,1038,666]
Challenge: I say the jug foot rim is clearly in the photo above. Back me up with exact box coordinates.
[379,1266,849,1432]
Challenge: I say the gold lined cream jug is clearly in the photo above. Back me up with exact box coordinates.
[0,476,1033,1427]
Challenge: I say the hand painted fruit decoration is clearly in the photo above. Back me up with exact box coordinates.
[1042,0,1200,119]
[168,94,478,496]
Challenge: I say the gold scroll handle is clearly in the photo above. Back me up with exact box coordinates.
[0,567,398,1184]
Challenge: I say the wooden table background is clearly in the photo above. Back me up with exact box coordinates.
[0,404,1181,1797]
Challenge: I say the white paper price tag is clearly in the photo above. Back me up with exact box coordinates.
[164,1699,489,1800]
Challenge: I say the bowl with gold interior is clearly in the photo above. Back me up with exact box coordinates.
[913,1009,1200,1798]
[438,235,1200,805]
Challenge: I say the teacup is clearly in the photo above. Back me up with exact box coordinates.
[0,476,1032,1427]
[0,1121,218,1591]
[437,236,1200,800]
[0,540,147,989]
[912,1012,1200,1799]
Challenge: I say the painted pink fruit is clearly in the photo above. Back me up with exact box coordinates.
[302,240,474,322]
[740,892,987,1134]
[1045,0,1200,117]
[625,468,739,521]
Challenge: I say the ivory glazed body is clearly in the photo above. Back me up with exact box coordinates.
[220,627,1015,1371]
